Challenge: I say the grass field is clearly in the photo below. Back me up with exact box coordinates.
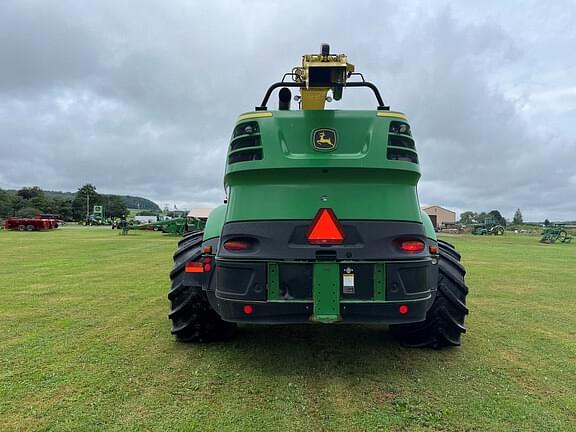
[1,227,575,431]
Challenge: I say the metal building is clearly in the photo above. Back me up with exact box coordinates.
[422,205,456,229]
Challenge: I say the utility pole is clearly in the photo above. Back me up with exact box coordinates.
[86,192,90,222]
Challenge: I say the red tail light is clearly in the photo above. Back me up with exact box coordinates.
[185,262,204,273]
[400,240,425,252]
[223,239,251,251]
[307,208,345,245]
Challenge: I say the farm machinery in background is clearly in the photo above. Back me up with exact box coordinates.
[540,224,573,244]
[472,218,505,235]
[3,214,62,231]
[167,45,468,349]
[121,210,210,236]
[125,217,189,235]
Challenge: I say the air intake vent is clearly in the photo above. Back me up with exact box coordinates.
[228,148,263,164]
[389,121,411,136]
[230,135,260,151]
[389,135,415,149]
[229,121,263,164]
[232,121,259,138]
[387,148,418,164]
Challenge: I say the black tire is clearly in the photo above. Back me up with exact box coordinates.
[178,230,202,247]
[437,239,460,261]
[168,231,236,342]
[391,241,468,348]
[18,225,25,231]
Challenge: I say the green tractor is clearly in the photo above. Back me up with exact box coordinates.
[540,224,573,244]
[472,219,505,236]
[169,46,468,348]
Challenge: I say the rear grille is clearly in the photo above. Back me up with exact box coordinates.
[387,122,417,163]
[389,135,415,149]
[228,148,263,164]
[230,135,260,151]
[389,121,411,136]
[229,121,263,164]
[387,148,418,164]
[232,121,259,138]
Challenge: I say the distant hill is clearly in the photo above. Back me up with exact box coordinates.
[122,195,161,211]
[6,190,160,212]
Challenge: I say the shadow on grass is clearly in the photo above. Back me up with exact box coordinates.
[183,324,462,379]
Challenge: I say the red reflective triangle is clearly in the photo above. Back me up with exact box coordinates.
[307,208,345,244]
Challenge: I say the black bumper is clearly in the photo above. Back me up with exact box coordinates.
[207,291,434,324]
[201,259,437,324]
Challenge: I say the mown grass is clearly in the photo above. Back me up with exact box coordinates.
[1,227,575,431]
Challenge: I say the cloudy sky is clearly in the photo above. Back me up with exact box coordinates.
[1,0,575,221]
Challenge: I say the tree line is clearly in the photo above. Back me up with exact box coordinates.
[0,184,128,221]
[458,208,536,226]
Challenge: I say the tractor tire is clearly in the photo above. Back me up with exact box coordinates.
[391,241,468,348]
[168,231,236,342]
[495,226,504,235]
[18,225,25,231]
[178,230,202,247]
[26,225,34,231]
[437,239,461,261]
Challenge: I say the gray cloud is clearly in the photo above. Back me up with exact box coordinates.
[0,0,574,220]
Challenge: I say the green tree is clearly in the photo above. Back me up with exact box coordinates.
[16,186,44,200]
[513,208,523,225]
[459,211,477,225]
[72,184,102,220]
[16,207,42,218]
[544,218,551,226]
[488,210,506,227]
[0,188,13,218]
[55,199,74,221]
[10,195,26,214]
[103,195,128,218]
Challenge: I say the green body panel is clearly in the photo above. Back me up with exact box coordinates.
[312,263,340,322]
[203,205,227,241]
[225,111,423,224]
[420,210,438,240]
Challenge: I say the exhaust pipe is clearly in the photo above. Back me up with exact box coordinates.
[278,87,291,110]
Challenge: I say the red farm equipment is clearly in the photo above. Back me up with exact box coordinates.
[3,217,59,231]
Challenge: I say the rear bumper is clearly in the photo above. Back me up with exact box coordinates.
[207,291,434,324]
[200,258,437,324]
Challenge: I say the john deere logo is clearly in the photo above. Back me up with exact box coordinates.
[312,129,337,151]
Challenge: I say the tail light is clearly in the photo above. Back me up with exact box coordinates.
[400,240,425,253]
[203,256,212,272]
[223,238,257,252]
[185,262,204,273]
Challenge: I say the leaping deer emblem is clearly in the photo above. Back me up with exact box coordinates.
[313,129,336,150]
